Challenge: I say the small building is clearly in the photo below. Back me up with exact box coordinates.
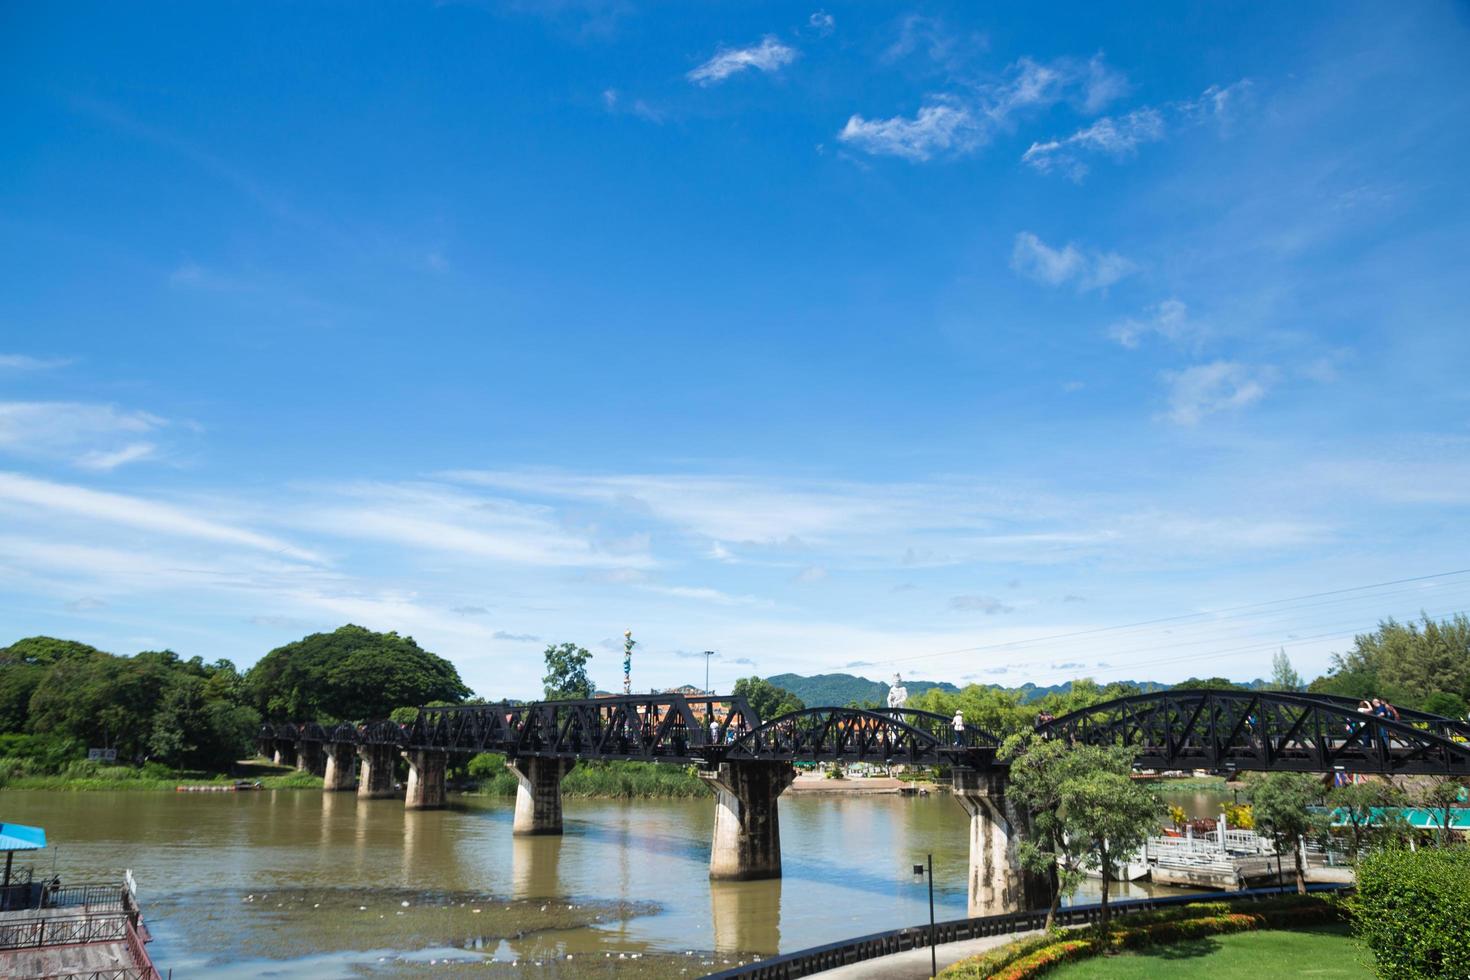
[0,822,163,979]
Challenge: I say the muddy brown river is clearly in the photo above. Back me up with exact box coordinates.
[1,788,1228,977]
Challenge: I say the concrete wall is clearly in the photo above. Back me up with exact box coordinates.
[322,743,357,791]
[356,743,398,799]
[952,767,1047,916]
[403,749,448,809]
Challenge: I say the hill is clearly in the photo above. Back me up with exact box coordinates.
[765,672,959,707]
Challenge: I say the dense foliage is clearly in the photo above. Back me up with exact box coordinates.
[1,625,470,779]
[1309,615,1470,717]
[0,637,259,772]
[245,625,470,721]
[1351,846,1470,979]
[731,676,805,721]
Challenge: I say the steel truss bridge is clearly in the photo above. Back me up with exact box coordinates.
[261,689,1470,776]
[259,694,1002,767]
[1041,689,1470,776]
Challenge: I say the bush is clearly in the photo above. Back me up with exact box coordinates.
[939,895,1343,979]
[1352,846,1470,979]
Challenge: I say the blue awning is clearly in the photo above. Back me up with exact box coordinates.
[0,823,47,852]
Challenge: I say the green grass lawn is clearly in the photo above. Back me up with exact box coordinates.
[1050,924,1372,979]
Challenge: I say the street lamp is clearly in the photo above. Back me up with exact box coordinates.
[913,854,937,977]
[704,650,715,694]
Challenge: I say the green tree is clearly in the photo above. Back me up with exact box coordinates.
[245,625,470,721]
[1003,734,1113,928]
[27,650,173,760]
[542,642,595,700]
[1316,615,1470,712]
[1175,676,1246,691]
[731,676,804,721]
[1247,772,1327,893]
[1270,649,1304,692]
[908,684,1029,733]
[1328,780,1407,856]
[1060,763,1165,944]
[1421,778,1468,846]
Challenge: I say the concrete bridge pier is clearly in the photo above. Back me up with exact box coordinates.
[701,760,796,880]
[296,740,325,776]
[509,757,577,835]
[952,768,1046,916]
[272,739,298,768]
[356,743,398,799]
[403,749,449,809]
[322,742,357,791]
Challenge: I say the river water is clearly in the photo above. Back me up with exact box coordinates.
[1,788,1229,978]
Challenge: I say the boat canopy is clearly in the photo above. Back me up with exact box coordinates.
[0,823,46,852]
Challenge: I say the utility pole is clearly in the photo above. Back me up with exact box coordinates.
[703,650,715,694]
[913,854,937,977]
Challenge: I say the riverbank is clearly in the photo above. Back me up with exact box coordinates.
[1,769,324,792]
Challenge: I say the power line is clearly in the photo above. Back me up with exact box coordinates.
[858,567,1470,670]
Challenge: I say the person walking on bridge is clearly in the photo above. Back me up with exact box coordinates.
[951,709,966,746]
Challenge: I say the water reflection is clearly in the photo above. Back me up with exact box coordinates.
[710,879,781,954]
[512,834,563,900]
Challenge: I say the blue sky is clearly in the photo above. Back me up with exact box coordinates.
[3,1,1469,698]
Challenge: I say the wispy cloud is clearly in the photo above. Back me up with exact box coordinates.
[1010,231,1136,291]
[949,594,1014,614]
[0,354,70,371]
[1023,107,1165,180]
[1108,299,1203,349]
[688,36,797,85]
[838,100,980,161]
[302,482,654,569]
[808,11,835,37]
[0,472,321,562]
[75,443,160,472]
[601,88,663,122]
[0,402,170,470]
[1160,361,1276,425]
[1024,80,1250,179]
[839,56,1119,162]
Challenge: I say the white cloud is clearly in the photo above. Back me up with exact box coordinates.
[808,11,835,36]
[1023,107,1165,179]
[0,473,323,563]
[1175,80,1253,126]
[0,354,70,371]
[601,88,662,122]
[640,584,767,606]
[1108,299,1203,349]
[302,481,654,569]
[1160,361,1275,425]
[75,443,160,471]
[688,36,797,85]
[948,594,1014,614]
[1010,231,1136,291]
[0,401,177,470]
[838,101,980,161]
[1081,53,1130,113]
[840,56,1119,163]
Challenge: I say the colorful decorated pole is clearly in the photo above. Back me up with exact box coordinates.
[622,628,635,696]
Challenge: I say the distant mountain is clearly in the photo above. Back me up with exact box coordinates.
[766,672,959,707]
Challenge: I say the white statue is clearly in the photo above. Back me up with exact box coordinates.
[886,673,908,709]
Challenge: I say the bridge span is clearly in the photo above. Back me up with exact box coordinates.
[259,688,1470,917]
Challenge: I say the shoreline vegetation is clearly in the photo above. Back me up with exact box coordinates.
[0,760,1225,798]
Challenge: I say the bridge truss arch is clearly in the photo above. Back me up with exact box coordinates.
[1041,688,1470,776]
[725,706,1000,765]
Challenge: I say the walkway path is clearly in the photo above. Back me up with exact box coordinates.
[812,928,1041,979]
